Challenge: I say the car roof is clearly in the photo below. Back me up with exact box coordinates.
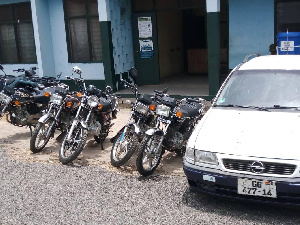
[239,55,300,71]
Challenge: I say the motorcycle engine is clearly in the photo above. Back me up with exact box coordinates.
[9,105,28,126]
[60,112,74,129]
[165,128,184,150]
[9,104,41,126]
[89,119,102,136]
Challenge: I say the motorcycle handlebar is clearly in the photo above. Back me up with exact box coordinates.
[13,67,37,73]
[154,89,167,96]
[186,97,205,104]
[120,79,138,93]
[65,76,84,83]
[13,69,25,72]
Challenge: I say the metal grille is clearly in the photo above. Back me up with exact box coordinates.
[222,158,296,175]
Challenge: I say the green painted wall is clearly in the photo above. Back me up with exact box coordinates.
[62,80,106,92]
[100,21,115,89]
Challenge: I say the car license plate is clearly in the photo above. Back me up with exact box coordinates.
[237,178,277,198]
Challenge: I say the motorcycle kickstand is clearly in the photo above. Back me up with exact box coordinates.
[29,125,33,136]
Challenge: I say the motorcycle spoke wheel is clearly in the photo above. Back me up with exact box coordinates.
[136,134,163,176]
[110,129,138,167]
[59,123,87,165]
[30,121,53,153]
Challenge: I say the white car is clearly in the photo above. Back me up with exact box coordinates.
[183,54,300,205]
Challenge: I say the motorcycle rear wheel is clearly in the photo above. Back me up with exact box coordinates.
[30,120,54,153]
[136,134,163,176]
[59,123,87,165]
[110,128,138,167]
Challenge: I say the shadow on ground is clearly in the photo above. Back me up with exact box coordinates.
[0,107,185,177]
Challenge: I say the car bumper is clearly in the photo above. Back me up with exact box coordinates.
[183,164,300,206]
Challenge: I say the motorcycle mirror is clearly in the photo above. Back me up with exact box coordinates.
[0,65,6,75]
[163,87,168,94]
[129,68,138,84]
[72,66,82,78]
[106,86,112,93]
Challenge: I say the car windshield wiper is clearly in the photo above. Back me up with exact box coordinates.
[215,104,270,111]
[266,105,300,110]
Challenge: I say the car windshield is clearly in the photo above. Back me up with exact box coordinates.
[216,70,300,108]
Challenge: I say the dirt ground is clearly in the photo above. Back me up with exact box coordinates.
[0,104,185,177]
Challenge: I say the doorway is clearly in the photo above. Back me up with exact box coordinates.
[131,0,228,87]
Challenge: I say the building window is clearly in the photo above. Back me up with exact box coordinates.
[276,0,300,33]
[0,2,37,64]
[64,0,102,63]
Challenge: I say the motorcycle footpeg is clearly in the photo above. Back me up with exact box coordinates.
[112,111,117,119]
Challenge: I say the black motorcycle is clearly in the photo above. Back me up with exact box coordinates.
[0,66,64,134]
[136,96,206,176]
[59,67,119,164]
[29,82,80,153]
[110,69,168,167]
[0,65,16,91]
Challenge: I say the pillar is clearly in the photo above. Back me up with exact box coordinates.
[206,0,221,97]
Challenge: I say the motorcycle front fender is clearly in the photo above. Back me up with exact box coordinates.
[132,123,141,135]
[145,128,164,136]
[110,126,126,143]
[38,114,51,123]
[80,120,88,129]
[115,123,140,136]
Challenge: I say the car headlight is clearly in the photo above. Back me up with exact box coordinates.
[195,150,218,165]
[87,96,99,108]
[185,146,195,163]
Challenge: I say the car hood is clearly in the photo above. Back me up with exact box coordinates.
[191,108,300,159]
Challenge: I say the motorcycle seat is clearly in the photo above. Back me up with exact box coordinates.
[6,78,16,85]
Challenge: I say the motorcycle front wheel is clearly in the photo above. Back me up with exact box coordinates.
[110,127,138,167]
[30,120,54,153]
[136,134,163,176]
[59,122,88,164]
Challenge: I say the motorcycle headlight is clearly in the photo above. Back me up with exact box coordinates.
[50,93,63,105]
[0,92,11,104]
[87,95,99,108]
[195,150,218,165]
[156,104,170,117]
[135,102,149,115]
